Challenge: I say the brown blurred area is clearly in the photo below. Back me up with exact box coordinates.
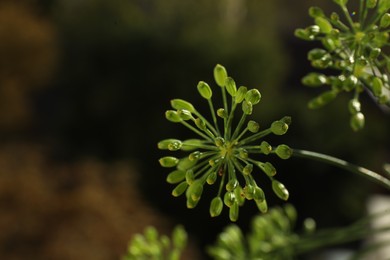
[0,143,172,260]
[0,1,57,129]
[0,1,186,259]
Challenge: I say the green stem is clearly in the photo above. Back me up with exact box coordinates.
[181,121,214,142]
[238,129,272,146]
[208,99,221,136]
[340,5,356,32]
[292,149,390,190]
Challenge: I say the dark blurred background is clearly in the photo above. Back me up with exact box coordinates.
[0,0,389,259]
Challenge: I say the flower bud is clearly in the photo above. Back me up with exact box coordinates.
[247,120,259,133]
[185,170,195,184]
[158,139,182,150]
[235,86,247,103]
[189,151,201,161]
[214,64,228,87]
[308,90,338,109]
[197,81,212,99]
[255,198,268,213]
[243,164,253,175]
[272,180,289,201]
[186,196,199,209]
[242,100,253,115]
[238,149,248,159]
[350,112,365,131]
[177,109,193,121]
[309,6,325,18]
[165,110,182,123]
[261,162,276,177]
[302,72,327,87]
[348,99,361,114]
[315,17,333,33]
[206,171,217,185]
[195,118,206,131]
[311,53,332,68]
[275,144,292,160]
[243,185,255,200]
[166,170,186,184]
[324,35,341,51]
[307,48,327,61]
[215,137,225,147]
[226,178,239,191]
[343,75,359,91]
[210,197,223,217]
[229,202,239,222]
[260,141,272,155]
[253,186,265,201]
[217,108,227,118]
[281,116,292,125]
[330,12,340,21]
[234,186,245,206]
[168,141,182,151]
[170,99,195,113]
[177,157,197,171]
[371,77,383,96]
[225,77,237,97]
[294,28,314,41]
[271,121,289,135]
[159,156,179,167]
[245,89,261,104]
[380,13,390,28]
[172,182,188,197]
[224,191,236,207]
[186,180,203,201]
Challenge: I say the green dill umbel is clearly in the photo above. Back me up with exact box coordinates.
[158,64,292,221]
[296,0,390,131]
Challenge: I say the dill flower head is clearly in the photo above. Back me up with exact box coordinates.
[296,0,390,131]
[158,64,291,221]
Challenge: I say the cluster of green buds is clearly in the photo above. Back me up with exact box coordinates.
[122,225,187,260]
[158,64,292,221]
[207,204,309,260]
[295,0,390,131]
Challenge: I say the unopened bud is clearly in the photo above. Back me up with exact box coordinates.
[235,86,247,103]
[170,99,195,113]
[350,112,365,131]
[245,89,261,105]
[248,120,259,133]
[271,121,289,135]
[214,64,228,87]
[275,144,292,160]
[165,110,182,123]
[242,100,253,115]
[172,182,188,197]
[225,77,237,97]
[272,180,289,201]
[159,156,179,167]
[210,197,223,217]
[166,170,186,184]
[197,81,212,99]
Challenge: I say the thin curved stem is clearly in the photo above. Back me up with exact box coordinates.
[292,149,390,191]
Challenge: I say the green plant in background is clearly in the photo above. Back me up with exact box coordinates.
[122,225,187,260]
[158,64,292,222]
[295,0,390,131]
